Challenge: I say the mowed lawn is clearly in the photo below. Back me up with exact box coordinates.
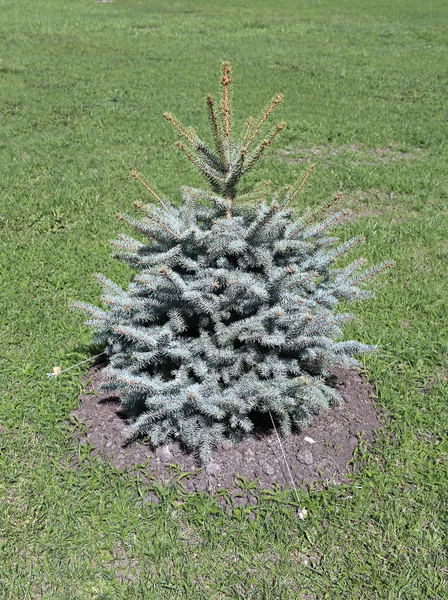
[0,0,447,598]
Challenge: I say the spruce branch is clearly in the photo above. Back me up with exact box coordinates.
[226,194,232,220]
[242,93,284,153]
[184,192,195,226]
[305,313,355,335]
[115,212,159,242]
[180,186,224,202]
[131,170,173,215]
[225,149,247,187]
[309,192,344,224]
[159,266,188,293]
[243,117,254,140]
[164,112,198,146]
[343,257,368,276]
[220,61,232,160]
[100,296,133,311]
[176,142,226,184]
[92,273,126,296]
[206,95,227,167]
[253,180,272,193]
[286,192,343,238]
[246,204,280,241]
[132,274,157,292]
[330,236,365,261]
[233,181,272,210]
[310,210,352,236]
[133,202,181,240]
[352,261,395,284]
[108,239,141,254]
[243,122,285,173]
[282,163,316,211]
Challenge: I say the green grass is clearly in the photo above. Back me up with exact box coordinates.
[1,0,447,597]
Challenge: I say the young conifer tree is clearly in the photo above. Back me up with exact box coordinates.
[73,63,393,463]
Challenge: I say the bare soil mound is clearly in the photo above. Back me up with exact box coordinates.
[70,364,382,498]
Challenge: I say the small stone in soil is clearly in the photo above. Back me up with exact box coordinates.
[262,463,276,476]
[144,493,159,505]
[297,449,314,465]
[194,478,208,492]
[155,446,173,462]
[348,436,358,449]
[206,462,221,477]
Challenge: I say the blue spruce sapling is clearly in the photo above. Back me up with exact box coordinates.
[73,63,393,462]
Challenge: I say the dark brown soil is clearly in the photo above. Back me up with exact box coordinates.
[70,364,383,498]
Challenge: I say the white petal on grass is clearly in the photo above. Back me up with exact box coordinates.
[298,507,308,520]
